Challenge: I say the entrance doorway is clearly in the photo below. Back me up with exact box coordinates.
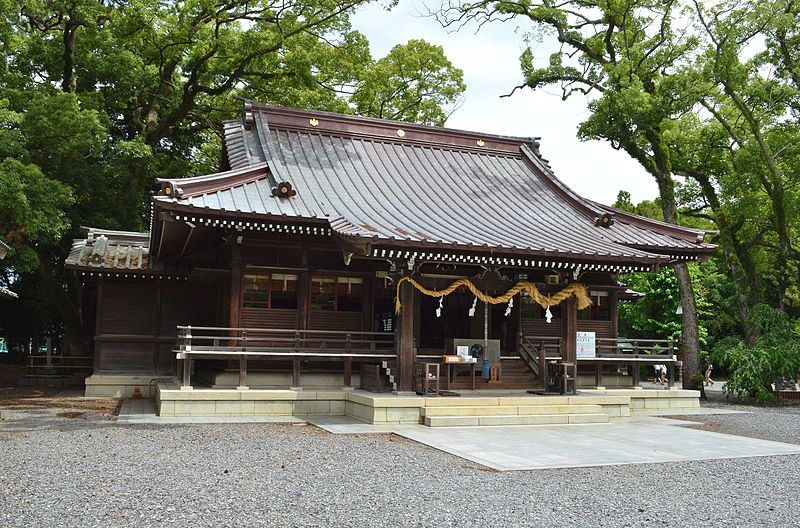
[489,296,519,353]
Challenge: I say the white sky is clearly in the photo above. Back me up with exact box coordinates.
[350,0,659,205]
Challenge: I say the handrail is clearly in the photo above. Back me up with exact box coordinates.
[175,325,396,390]
[517,334,563,389]
[176,325,392,336]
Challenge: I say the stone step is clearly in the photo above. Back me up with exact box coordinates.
[424,413,610,427]
[422,404,603,417]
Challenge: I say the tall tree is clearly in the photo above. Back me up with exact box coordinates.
[350,39,466,125]
[1,0,466,356]
[439,0,707,387]
[690,0,800,311]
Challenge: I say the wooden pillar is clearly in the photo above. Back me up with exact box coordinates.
[609,290,619,339]
[412,289,421,346]
[153,281,162,376]
[182,356,191,388]
[93,280,104,374]
[297,243,309,330]
[362,275,374,332]
[561,297,578,394]
[229,242,243,329]
[343,357,352,387]
[238,355,248,389]
[396,279,415,391]
[292,357,301,387]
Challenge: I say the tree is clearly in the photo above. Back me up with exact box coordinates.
[350,39,465,125]
[439,0,707,388]
[723,305,800,404]
[691,0,800,312]
[1,0,466,356]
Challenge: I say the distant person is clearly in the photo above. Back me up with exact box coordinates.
[653,364,667,384]
[704,363,714,386]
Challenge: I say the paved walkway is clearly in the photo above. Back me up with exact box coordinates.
[117,399,800,471]
[305,413,800,471]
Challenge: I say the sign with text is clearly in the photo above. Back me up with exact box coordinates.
[576,331,596,358]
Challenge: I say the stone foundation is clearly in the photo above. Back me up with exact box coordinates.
[196,365,361,389]
[155,383,701,424]
[85,375,163,398]
[580,388,701,412]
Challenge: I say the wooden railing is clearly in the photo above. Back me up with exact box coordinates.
[27,355,94,368]
[519,334,679,388]
[592,337,675,359]
[26,355,94,376]
[174,326,396,389]
[517,335,562,380]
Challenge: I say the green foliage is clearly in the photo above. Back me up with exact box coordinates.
[441,0,800,384]
[723,305,800,404]
[351,39,465,125]
[0,159,73,273]
[618,268,683,343]
[0,0,466,351]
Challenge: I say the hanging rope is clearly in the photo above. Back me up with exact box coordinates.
[394,277,592,314]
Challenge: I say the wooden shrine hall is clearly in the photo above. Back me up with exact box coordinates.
[66,101,714,420]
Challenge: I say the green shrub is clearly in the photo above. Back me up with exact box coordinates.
[723,305,800,404]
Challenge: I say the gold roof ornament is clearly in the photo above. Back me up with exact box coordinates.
[476,139,485,147]
[396,129,406,137]
[309,118,319,127]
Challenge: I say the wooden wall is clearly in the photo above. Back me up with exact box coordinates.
[93,279,219,375]
[241,308,297,329]
[520,319,615,339]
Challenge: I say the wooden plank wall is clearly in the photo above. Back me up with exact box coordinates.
[241,308,298,329]
[94,279,218,375]
[308,311,364,332]
[521,319,614,339]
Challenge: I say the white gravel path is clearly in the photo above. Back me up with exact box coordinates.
[2,404,799,528]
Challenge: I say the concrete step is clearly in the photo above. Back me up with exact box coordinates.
[424,413,610,427]
[422,404,603,417]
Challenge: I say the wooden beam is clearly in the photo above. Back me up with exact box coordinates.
[396,279,415,391]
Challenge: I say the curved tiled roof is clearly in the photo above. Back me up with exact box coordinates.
[154,102,715,265]
[66,228,151,271]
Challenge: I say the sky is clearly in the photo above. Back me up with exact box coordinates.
[350,0,660,206]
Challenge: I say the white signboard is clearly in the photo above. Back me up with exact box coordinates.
[576,331,596,358]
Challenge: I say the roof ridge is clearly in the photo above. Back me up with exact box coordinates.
[244,100,540,157]
[156,163,269,199]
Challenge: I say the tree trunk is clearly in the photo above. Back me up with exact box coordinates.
[36,261,88,357]
[689,171,760,345]
[674,262,703,389]
[645,129,704,392]
[62,19,79,93]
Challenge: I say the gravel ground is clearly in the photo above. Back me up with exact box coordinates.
[2,400,800,528]
[668,387,800,446]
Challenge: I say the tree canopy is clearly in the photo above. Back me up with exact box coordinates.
[0,0,465,354]
[438,0,800,391]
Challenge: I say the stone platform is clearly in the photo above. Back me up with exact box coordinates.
[156,381,700,426]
